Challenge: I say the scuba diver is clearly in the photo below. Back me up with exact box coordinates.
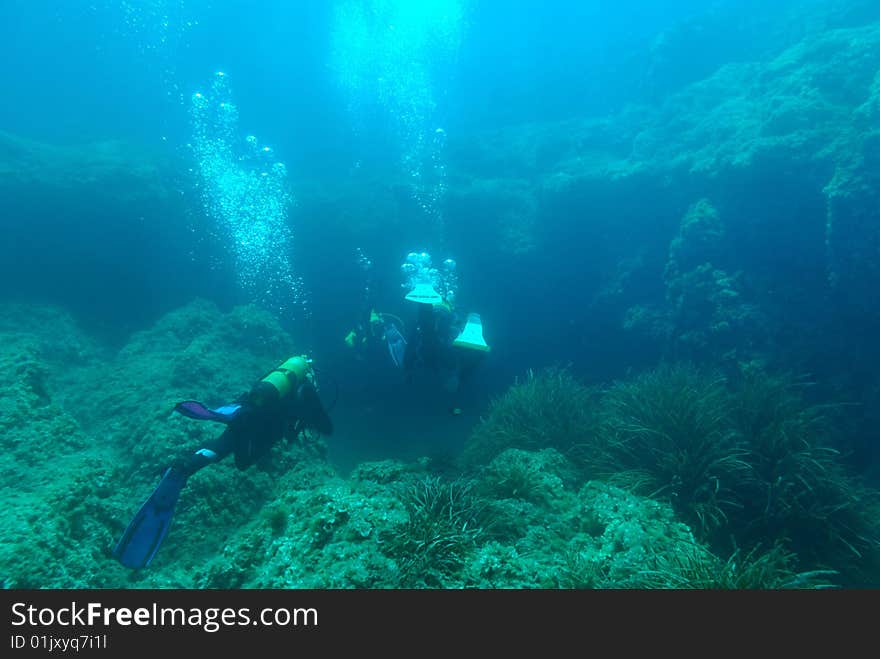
[400,251,490,413]
[345,308,408,368]
[344,247,408,369]
[112,355,333,570]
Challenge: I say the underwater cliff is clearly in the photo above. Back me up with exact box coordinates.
[1,0,879,589]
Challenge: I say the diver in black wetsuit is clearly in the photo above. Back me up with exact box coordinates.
[403,294,488,402]
[403,297,459,382]
[173,356,332,474]
[343,247,408,368]
[400,251,490,413]
[113,355,332,570]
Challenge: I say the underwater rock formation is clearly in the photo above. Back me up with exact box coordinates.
[624,199,766,364]
[445,11,880,397]
[6,301,843,588]
[0,131,216,328]
[0,131,170,200]
[0,300,307,587]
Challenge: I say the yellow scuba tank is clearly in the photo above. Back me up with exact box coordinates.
[250,355,313,406]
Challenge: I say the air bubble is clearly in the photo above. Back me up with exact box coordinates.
[188,73,305,318]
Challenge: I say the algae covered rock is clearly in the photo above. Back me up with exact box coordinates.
[0,299,316,588]
[0,310,115,587]
[478,447,577,506]
[555,481,700,588]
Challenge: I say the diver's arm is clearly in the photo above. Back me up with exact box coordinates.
[286,382,333,436]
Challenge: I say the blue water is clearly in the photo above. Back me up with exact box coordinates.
[2,0,879,480]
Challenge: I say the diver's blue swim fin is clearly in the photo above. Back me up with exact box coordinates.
[113,468,187,569]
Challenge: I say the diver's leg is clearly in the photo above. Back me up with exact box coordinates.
[233,414,286,470]
[172,428,237,477]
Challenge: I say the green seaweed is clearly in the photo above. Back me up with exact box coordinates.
[383,476,486,587]
[576,363,751,538]
[460,366,598,468]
